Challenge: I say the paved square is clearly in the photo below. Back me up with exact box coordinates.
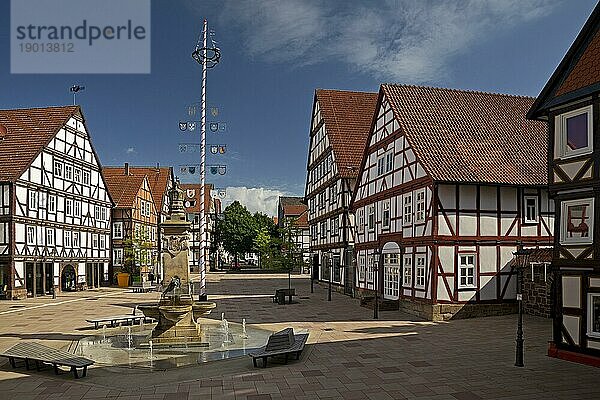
[0,273,598,399]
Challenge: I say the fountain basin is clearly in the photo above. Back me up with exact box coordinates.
[192,301,216,320]
[158,305,192,323]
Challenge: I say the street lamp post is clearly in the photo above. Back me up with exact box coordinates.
[373,248,380,319]
[513,245,532,367]
[327,251,332,301]
[310,254,316,294]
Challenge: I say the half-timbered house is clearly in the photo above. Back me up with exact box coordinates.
[351,84,554,320]
[277,196,310,263]
[103,164,159,283]
[128,165,173,280]
[181,183,221,272]
[0,106,112,299]
[305,89,378,295]
[527,2,600,366]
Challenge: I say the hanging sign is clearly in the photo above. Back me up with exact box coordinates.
[179,121,188,131]
[210,165,218,175]
[188,122,196,131]
[219,145,226,154]
[186,189,196,198]
[210,145,218,154]
[218,165,227,175]
[218,188,227,198]
[188,166,196,175]
[180,166,188,175]
[209,122,219,132]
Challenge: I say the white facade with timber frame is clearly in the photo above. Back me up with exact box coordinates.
[528,2,600,366]
[351,84,554,321]
[0,106,112,299]
[304,89,377,295]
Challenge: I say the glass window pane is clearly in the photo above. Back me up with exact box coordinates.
[566,113,588,150]
[593,296,600,334]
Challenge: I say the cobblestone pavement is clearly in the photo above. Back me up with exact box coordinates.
[0,273,598,400]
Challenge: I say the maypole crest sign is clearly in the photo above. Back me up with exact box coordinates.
[10,0,151,73]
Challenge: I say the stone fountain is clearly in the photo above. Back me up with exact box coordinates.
[139,180,216,345]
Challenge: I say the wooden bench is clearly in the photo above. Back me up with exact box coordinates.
[272,288,296,305]
[249,328,309,368]
[129,284,157,293]
[0,342,94,379]
[86,314,150,329]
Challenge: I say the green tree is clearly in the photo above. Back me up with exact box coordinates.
[253,227,272,268]
[122,225,154,283]
[220,201,257,264]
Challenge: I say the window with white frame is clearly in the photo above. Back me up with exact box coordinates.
[459,254,476,288]
[329,184,337,204]
[319,191,325,209]
[48,195,56,213]
[28,191,37,211]
[92,234,98,249]
[415,255,426,289]
[415,190,425,222]
[403,255,412,287]
[320,221,326,238]
[74,168,81,183]
[39,192,46,209]
[64,164,73,181]
[26,226,35,245]
[64,231,72,247]
[368,205,375,231]
[330,218,337,236]
[555,105,593,159]
[367,255,374,282]
[403,194,412,225]
[65,199,73,216]
[382,199,390,229]
[524,195,538,223]
[99,235,106,250]
[46,228,54,246]
[101,207,107,221]
[73,232,80,247]
[311,225,317,240]
[385,151,394,173]
[74,201,81,217]
[358,255,365,282]
[560,198,594,245]
[588,293,600,338]
[113,248,123,266]
[358,208,365,232]
[113,222,123,239]
[377,157,385,176]
[82,170,90,185]
[54,161,63,177]
[0,223,7,245]
[94,205,101,220]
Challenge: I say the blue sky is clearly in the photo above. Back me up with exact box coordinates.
[0,0,598,215]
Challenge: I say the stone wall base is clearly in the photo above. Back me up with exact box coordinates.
[398,299,518,321]
[7,288,27,300]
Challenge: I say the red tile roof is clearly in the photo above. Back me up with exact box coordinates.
[0,106,80,182]
[381,84,548,185]
[294,210,308,229]
[283,204,307,217]
[128,167,171,212]
[180,183,215,214]
[102,168,146,208]
[315,89,378,178]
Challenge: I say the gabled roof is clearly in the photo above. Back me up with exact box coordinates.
[294,210,308,229]
[377,84,548,186]
[527,3,600,119]
[128,166,172,212]
[102,167,147,209]
[315,89,378,178]
[279,196,305,207]
[180,183,214,214]
[0,106,80,182]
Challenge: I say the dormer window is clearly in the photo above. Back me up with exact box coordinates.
[556,105,593,159]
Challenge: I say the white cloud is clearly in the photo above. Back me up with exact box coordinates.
[221,0,558,82]
[126,147,136,154]
[221,186,286,216]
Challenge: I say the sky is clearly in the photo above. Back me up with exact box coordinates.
[0,0,598,216]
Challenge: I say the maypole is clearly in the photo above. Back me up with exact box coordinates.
[192,19,220,299]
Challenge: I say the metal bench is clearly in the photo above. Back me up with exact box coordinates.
[272,288,296,305]
[0,342,94,379]
[85,314,150,329]
[249,328,309,368]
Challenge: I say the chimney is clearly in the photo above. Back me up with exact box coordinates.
[124,162,130,175]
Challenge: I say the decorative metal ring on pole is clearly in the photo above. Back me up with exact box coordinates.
[192,47,221,68]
